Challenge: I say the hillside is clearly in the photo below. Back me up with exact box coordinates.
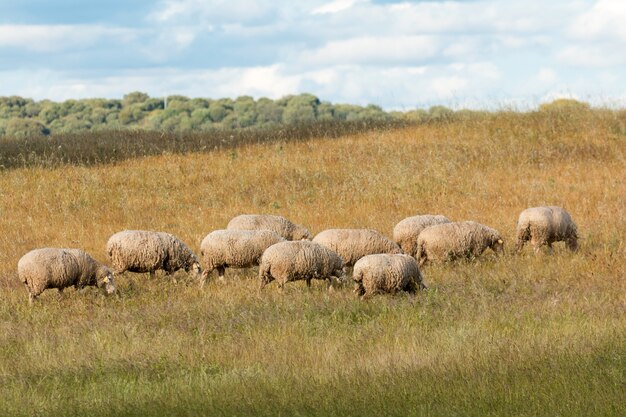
[0,112,624,416]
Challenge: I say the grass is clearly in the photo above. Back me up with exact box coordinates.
[0,110,624,416]
[0,119,407,170]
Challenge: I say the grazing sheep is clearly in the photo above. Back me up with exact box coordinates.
[516,206,578,253]
[416,221,504,265]
[227,214,311,240]
[18,248,116,304]
[393,215,452,257]
[199,229,285,285]
[353,254,426,300]
[259,241,344,290]
[313,228,402,267]
[106,230,202,279]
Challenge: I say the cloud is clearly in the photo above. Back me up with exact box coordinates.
[312,0,361,14]
[537,68,557,84]
[0,24,136,52]
[300,35,440,66]
[569,0,626,41]
[556,44,625,68]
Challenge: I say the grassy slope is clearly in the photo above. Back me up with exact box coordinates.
[0,113,624,416]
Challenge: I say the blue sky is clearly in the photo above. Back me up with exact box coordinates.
[0,0,625,109]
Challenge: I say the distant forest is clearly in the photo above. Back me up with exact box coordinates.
[0,92,470,138]
[0,93,599,139]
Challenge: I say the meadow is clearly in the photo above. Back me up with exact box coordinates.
[0,110,624,416]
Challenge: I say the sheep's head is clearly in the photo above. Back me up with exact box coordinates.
[188,261,203,279]
[97,267,116,295]
[491,237,505,255]
[293,225,311,240]
[333,258,347,279]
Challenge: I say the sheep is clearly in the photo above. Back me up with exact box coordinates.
[259,241,345,290]
[516,206,578,253]
[226,214,311,240]
[199,229,285,285]
[353,254,426,299]
[106,230,202,279]
[416,221,504,265]
[18,248,116,304]
[312,228,402,267]
[393,214,452,257]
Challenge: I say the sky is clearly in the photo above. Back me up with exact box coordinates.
[0,0,625,109]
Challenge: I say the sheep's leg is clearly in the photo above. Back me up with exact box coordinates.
[306,278,312,288]
[217,266,226,283]
[149,271,156,279]
[28,292,35,305]
[547,243,554,255]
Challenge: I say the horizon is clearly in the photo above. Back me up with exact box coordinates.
[1,1,625,110]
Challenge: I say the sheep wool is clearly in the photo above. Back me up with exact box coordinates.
[259,240,344,289]
[106,230,201,277]
[416,221,504,265]
[227,214,311,240]
[18,248,115,304]
[516,206,578,253]
[353,254,426,299]
[313,228,402,266]
[393,214,451,257]
[199,229,285,284]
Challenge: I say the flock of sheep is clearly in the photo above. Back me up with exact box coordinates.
[17,206,578,303]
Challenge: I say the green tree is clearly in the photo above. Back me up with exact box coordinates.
[123,92,150,107]
[428,105,454,122]
[233,96,257,128]
[256,98,283,126]
[282,93,320,124]
[4,118,49,138]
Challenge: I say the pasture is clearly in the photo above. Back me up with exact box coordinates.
[0,111,624,416]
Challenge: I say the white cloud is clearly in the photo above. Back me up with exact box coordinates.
[537,68,557,84]
[0,24,136,52]
[312,0,361,15]
[556,44,625,68]
[301,35,440,66]
[569,0,626,41]
[431,76,468,99]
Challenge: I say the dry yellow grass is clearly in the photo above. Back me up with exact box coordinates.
[0,112,624,416]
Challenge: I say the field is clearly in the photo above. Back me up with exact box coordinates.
[0,111,625,416]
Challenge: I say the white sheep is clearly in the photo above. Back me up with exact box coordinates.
[312,228,402,267]
[393,214,452,257]
[416,221,504,265]
[259,240,345,290]
[353,254,426,300]
[199,229,285,285]
[227,214,311,240]
[18,248,116,304]
[516,206,578,253]
[106,230,202,279]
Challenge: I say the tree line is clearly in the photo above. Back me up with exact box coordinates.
[0,92,466,138]
[0,92,599,139]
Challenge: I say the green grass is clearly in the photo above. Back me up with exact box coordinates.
[1,256,624,416]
